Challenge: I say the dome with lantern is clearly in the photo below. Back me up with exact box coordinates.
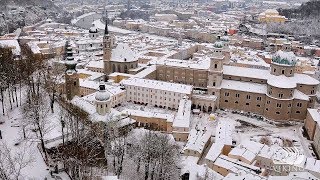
[272,50,297,66]
[213,41,224,48]
[220,36,229,42]
[89,25,98,33]
[95,84,111,101]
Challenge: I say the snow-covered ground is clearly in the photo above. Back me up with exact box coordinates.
[0,89,70,179]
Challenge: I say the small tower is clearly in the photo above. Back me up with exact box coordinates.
[89,24,98,39]
[65,42,79,100]
[207,42,225,108]
[103,10,113,80]
[95,82,111,116]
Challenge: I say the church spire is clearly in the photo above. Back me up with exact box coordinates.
[105,10,109,35]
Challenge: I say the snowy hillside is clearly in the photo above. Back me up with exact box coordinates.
[0,0,69,35]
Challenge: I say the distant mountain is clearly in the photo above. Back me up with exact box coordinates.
[0,0,71,35]
[278,0,320,18]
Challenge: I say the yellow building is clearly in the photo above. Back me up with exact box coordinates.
[258,9,286,23]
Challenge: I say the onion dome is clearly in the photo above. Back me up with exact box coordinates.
[89,26,98,33]
[213,41,224,48]
[272,50,297,66]
[65,46,77,71]
[95,84,110,101]
[220,36,229,42]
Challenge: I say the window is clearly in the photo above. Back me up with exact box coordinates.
[106,104,107,108]
[278,94,283,98]
[225,92,230,96]
[282,70,285,74]
[276,112,280,114]
[273,68,276,72]
[296,111,300,114]
[246,103,249,106]
[257,97,262,101]
[297,103,302,107]
[311,90,315,94]
[235,101,239,104]
[213,82,216,86]
[246,95,251,99]
[288,104,291,107]
[100,105,103,108]
[257,104,261,107]
[266,108,268,111]
[236,94,240,98]
[267,101,270,104]
[225,100,228,103]
[214,64,218,69]
[277,103,282,108]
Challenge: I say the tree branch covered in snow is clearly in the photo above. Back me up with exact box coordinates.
[0,141,34,180]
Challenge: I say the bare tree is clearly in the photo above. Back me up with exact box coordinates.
[22,89,52,161]
[104,118,127,178]
[127,131,180,180]
[44,63,64,113]
[0,141,34,179]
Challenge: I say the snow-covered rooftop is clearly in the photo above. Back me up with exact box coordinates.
[0,39,21,55]
[173,97,192,128]
[267,75,296,89]
[307,109,320,124]
[224,65,319,86]
[215,120,234,145]
[111,43,138,62]
[184,128,211,154]
[121,109,174,122]
[221,80,267,94]
[121,78,193,94]
[229,140,266,163]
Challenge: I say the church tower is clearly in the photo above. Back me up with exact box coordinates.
[207,42,225,108]
[103,10,113,80]
[95,82,111,116]
[65,42,79,100]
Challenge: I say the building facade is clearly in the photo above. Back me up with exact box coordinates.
[103,18,138,79]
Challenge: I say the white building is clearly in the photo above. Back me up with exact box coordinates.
[172,97,192,142]
[121,78,193,110]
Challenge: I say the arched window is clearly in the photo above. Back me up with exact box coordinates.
[118,64,121,72]
[214,64,218,69]
[124,65,128,73]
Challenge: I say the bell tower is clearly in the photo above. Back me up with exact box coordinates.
[65,42,79,100]
[207,42,225,108]
[103,10,112,80]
